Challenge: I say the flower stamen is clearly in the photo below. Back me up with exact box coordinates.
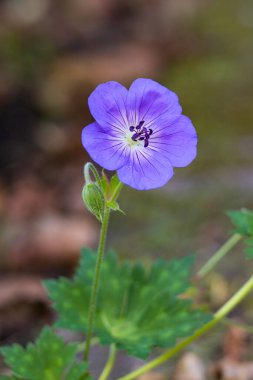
[129,121,153,148]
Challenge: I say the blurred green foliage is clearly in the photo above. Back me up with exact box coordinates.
[110,0,253,263]
[0,32,54,84]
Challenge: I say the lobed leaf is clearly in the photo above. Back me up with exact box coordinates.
[227,209,253,259]
[45,249,210,359]
[0,327,89,380]
[227,209,253,237]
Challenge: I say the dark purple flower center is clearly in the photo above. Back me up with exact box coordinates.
[129,120,153,148]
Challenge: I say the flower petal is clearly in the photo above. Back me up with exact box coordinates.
[127,78,182,127]
[150,115,197,167]
[88,81,128,132]
[117,147,174,190]
[82,122,129,170]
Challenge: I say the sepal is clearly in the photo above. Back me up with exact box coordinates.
[82,182,105,222]
[106,200,125,214]
[105,174,124,213]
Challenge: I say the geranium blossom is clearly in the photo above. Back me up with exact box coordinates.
[82,78,197,190]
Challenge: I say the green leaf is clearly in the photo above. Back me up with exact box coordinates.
[45,249,210,359]
[227,209,253,259]
[0,327,88,380]
[227,209,253,237]
[245,238,253,259]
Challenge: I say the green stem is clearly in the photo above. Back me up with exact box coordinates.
[84,162,102,187]
[117,275,253,380]
[98,344,117,380]
[84,205,111,361]
[77,337,99,353]
[197,234,242,278]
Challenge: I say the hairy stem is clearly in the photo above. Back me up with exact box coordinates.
[84,205,111,361]
[117,275,253,380]
[98,345,117,380]
[197,233,242,278]
[84,162,102,186]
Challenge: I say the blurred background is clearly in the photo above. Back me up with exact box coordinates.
[0,0,253,375]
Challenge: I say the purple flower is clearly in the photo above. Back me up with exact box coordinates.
[82,79,197,190]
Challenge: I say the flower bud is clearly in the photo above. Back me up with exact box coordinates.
[82,183,105,222]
